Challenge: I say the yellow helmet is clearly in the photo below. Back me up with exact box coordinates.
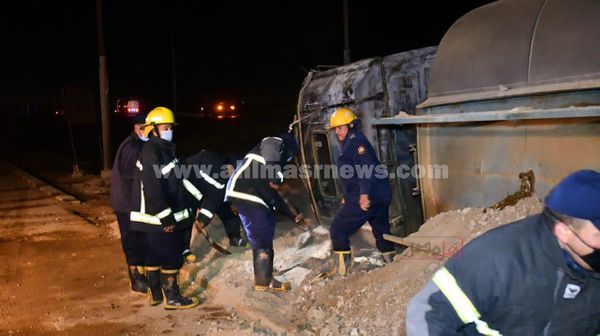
[329,107,357,129]
[144,107,175,137]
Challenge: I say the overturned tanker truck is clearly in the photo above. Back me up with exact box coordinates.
[296,0,600,237]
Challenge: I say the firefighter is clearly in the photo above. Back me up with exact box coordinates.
[110,113,149,294]
[406,170,600,335]
[225,132,303,291]
[129,107,199,310]
[327,107,395,276]
[179,150,248,263]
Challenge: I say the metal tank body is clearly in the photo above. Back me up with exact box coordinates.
[297,48,435,236]
[374,0,600,220]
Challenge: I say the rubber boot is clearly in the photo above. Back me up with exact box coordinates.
[325,250,353,277]
[145,266,163,306]
[160,269,200,310]
[253,248,291,292]
[182,249,197,264]
[128,265,148,295]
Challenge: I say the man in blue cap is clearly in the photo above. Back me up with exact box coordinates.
[406,170,600,335]
[110,113,149,295]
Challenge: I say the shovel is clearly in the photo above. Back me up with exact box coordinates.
[194,220,232,255]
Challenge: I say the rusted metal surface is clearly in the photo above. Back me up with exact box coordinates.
[417,90,600,219]
[297,47,436,236]
[299,0,600,230]
[373,105,600,125]
[489,170,535,210]
[419,79,600,109]
[407,0,600,219]
[425,0,600,107]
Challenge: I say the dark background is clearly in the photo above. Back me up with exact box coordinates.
[0,0,494,173]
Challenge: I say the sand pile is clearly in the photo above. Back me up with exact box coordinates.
[182,197,543,335]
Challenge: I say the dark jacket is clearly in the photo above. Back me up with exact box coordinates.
[181,150,228,225]
[129,137,191,233]
[406,213,600,336]
[225,136,296,219]
[338,130,391,204]
[110,133,144,213]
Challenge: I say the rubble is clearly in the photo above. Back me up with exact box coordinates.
[180,196,543,335]
[16,170,544,335]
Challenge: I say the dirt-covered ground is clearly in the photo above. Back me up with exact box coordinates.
[0,163,544,335]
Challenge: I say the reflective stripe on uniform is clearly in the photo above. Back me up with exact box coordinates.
[130,208,189,226]
[173,209,190,222]
[199,170,225,189]
[229,153,266,191]
[156,207,172,219]
[140,181,146,213]
[229,156,254,191]
[200,208,213,219]
[130,211,161,225]
[183,178,203,201]
[277,171,284,183]
[136,160,143,171]
[226,154,268,208]
[161,159,179,175]
[432,267,502,336]
[225,190,268,208]
[245,153,266,165]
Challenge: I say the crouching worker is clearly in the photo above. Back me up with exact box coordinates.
[225,132,304,291]
[179,150,248,264]
[129,107,199,310]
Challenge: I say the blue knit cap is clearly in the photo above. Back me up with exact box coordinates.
[545,170,600,229]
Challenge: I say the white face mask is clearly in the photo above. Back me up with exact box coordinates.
[160,130,173,142]
[139,134,149,142]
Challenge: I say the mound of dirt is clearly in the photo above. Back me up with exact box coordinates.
[298,196,543,335]
[182,196,543,335]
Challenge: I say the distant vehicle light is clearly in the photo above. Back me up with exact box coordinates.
[230,105,236,110]
[217,115,225,119]
[114,99,141,116]
[230,115,237,119]
[217,105,224,111]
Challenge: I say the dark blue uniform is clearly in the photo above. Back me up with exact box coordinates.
[330,130,394,252]
[225,133,299,291]
[225,135,298,249]
[130,137,192,270]
[178,150,244,251]
[407,213,600,335]
[110,133,148,266]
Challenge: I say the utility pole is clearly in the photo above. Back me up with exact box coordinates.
[342,0,351,64]
[96,0,111,176]
[171,17,177,112]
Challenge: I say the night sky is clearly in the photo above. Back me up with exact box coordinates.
[2,0,495,111]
